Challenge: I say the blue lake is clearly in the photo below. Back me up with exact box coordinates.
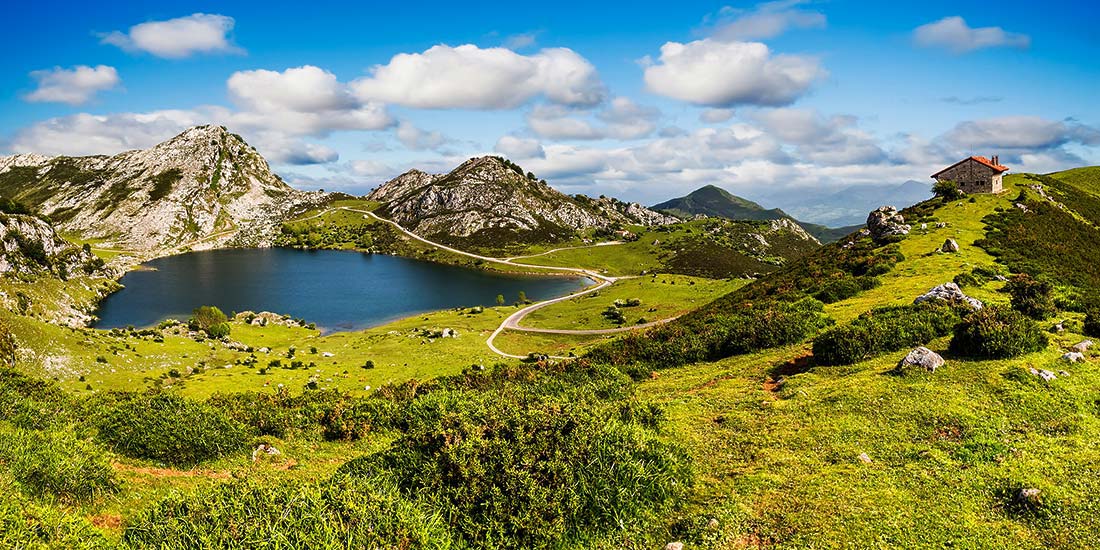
[93,248,590,333]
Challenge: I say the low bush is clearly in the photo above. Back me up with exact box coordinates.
[813,276,880,304]
[0,427,119,502]
[812,303,963,366]
[1005,274,1057,320]
[587,297,828,373]
[189,305,229,337]
[1085,308,1100,337]
[0,487,111,549]
[95,393,247,466]
[337,387,690,548]
[949,306,1048,359]
[122,477,452,549]
[0,368,73,430]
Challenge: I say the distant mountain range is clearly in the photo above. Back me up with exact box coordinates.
[652,185,861,243]
[764,180,933,227]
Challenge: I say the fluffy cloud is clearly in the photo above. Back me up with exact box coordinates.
[227,65,393,136]
[752,108,888,165]
[526,98,660,140]
[494,135,545,159]
[913,17,1030,53]
[100,13,244,58]
[700,108,736,123]
[643,39,824,107]
[395,120,449,151]
[6,107,341,166]
[23,65,120,105]
[351,44,605,109]
[943,116,1100,153]
[704,0,826,41]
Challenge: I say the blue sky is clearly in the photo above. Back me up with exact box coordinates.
[2,0,1099,219]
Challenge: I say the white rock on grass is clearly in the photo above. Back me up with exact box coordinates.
[914,282,983,310]
[1071,340,1093,353]
[941,238,959,253]
[897,347,945,372]
[1061,352,1086,363]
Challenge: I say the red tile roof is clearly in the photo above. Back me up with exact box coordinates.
[931,156,1009,178]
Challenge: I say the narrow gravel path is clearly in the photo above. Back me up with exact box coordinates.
[334,207,673,358]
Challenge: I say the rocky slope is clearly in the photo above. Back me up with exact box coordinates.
[0,212,104,277]
[368,156,675,247]
[0,126,327,253]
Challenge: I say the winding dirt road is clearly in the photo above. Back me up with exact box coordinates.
[332,207,674,358]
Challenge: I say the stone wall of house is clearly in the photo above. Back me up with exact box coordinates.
[934,159,1003,194]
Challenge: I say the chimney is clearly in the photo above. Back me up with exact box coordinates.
[992,155,999,165]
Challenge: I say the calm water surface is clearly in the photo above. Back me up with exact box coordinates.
[94,248,590,333]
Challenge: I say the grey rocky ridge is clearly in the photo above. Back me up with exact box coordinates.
[0,125,327,254]
[367,155,677,248]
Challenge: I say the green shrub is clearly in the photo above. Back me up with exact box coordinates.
[95,393,247,466]
[122,477,452,549]
[813,276,880,304]
[1005,274,1057,320]
[338,388,690,548]
[953,272,980,288]
[587,297,828,372]
[208,389,398,442]
[812,303,962,366]
[1084,308,1100,337]
[205,321,231,339]
[189,305,228,334]
[0,368,73,430]
[0,488,110,549]
[949,306,1048,359]
[0,427,119,502]
[933,179,963,200]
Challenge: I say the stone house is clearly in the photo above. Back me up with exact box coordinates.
[931,156,1008,194]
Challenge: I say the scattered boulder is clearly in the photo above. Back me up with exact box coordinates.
[914,282,983,310]
[251,443,281,462]
[441,328,458,338]
[897,346,945,372]
[941,238,959,253]
[935,222,948,228]
[1071,340,1093,353]
[664,543,684,550]
[857,452,873,464]
[1061,352,1085,363]
[1029,367,1058,381]
[1015,488,1042,509]
[321,352,335,358]
[866,206,911,242]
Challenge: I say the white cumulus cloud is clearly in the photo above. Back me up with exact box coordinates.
[101,13,244,58]
[704,0,826,41]
[643,39,824,107]
[351,44,605,109]
[913,16,1030,53]
[24,65,120,105]
[494,135,546,159]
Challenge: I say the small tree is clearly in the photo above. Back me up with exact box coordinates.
[518,291,528,304]
[191,306,230,337]
[1005,274,1057,320]
[495,294,506,307]
[933,180,963,200]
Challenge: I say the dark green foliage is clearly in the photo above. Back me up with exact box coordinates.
[949,306,1048,359]
[1083,308,1100,338]
[147,168,183,202]
[812,303,963,366]
[0,491,111,549]
[1005,274,1057,320]
[587,297,829,373]
[813,275,880,304]
[338,377,689,548]
[190,305,229,337]
[954,272,981,288]
[95,393,247,465]
[933,179,963,200]
[977,189,1100,293]
[122,477,452,549]
[0,196,32,215]
[208,389,397,441]
[0,427,119,502]
[0,368,73,430]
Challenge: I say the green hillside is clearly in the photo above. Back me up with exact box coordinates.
[2,167,1100,548]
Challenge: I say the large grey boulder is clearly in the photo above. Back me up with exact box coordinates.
[914,282,984,310]
[866,206,911,242]
[897,346,945,372]
[1071,340,1093,353]
[941,238,959,253]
